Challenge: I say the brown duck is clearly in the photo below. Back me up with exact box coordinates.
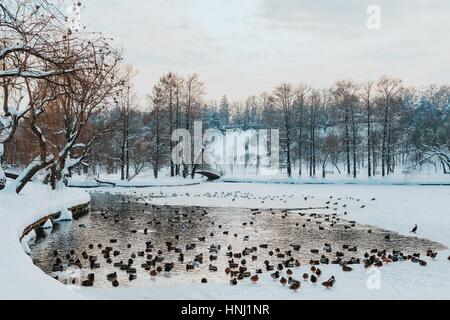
[250,275,259,284]
[322,276,336,289]
[289,282,301,292]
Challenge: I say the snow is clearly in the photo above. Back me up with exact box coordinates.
[68,175,204,188]
[221,171,450,186]
[1,178,449,300]
[0,181,89,300]
[20,230,36,255]
[41,219,53,229]
[55,207,73,222]
[0,166,5,180]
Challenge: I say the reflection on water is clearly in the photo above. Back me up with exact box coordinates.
[30,193,446,288]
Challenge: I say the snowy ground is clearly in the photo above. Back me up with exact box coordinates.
[222,171,450,186]
[0,182,89,300]
[1,180,449,300]
[68,175,204,188]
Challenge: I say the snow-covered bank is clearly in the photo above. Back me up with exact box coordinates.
[0,182,90,300]
[222,172,450,186]
[68,176,204,188]
[87,182,450,300]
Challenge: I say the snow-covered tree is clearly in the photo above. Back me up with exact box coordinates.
[1,0,125,193]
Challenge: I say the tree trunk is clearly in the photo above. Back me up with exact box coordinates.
[382,104,388,177]
[14,160,48,194]
[345,106,351,176]
[298,104,304,176]
[169,88,175,177]
[367,101,372,178]
[351,106,357,178]
[322,154,329,179]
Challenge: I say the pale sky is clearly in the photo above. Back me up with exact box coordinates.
[80,0,450,101]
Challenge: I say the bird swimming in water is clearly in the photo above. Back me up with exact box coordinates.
[149,269,158,279]
[271,271,280,280]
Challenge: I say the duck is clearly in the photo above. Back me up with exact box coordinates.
[286,269,293,276]
[271,271,280,280]
[230,278,238,285]
[129,274,137,281]
[112,279,119,287]
[250,275,259,284]
[201,278,208,284]
[82,275,94,287]
[150,269,158,279]
[185,262,195,271]
[342,265,353,272]
[209,265,218,272]
[107,272,117,281]
[280,277,288,286]
[289,281,301,292]
[322,276,336,289]
[310,274,318,284]
[164,263,173,275]
[81,280,94,287]
[266,264,274,271]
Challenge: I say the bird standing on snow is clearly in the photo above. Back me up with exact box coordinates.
[322,276,336,289]
[410,224,418,234]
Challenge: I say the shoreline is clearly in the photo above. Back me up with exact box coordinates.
[0,182,90,300]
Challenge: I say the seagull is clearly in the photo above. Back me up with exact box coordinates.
[410,224,418,234]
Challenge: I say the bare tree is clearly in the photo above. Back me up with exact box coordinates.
[1,0,125,193]
[295,84,309,176]
[377,76,403,177]
[273,83,296,177]
[333,80,359,177]
[361,81,375,177]
[322,133,340,178]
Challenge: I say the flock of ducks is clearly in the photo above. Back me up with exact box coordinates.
[48,191,446,293]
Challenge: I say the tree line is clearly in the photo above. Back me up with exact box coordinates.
[80,74,450,180]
